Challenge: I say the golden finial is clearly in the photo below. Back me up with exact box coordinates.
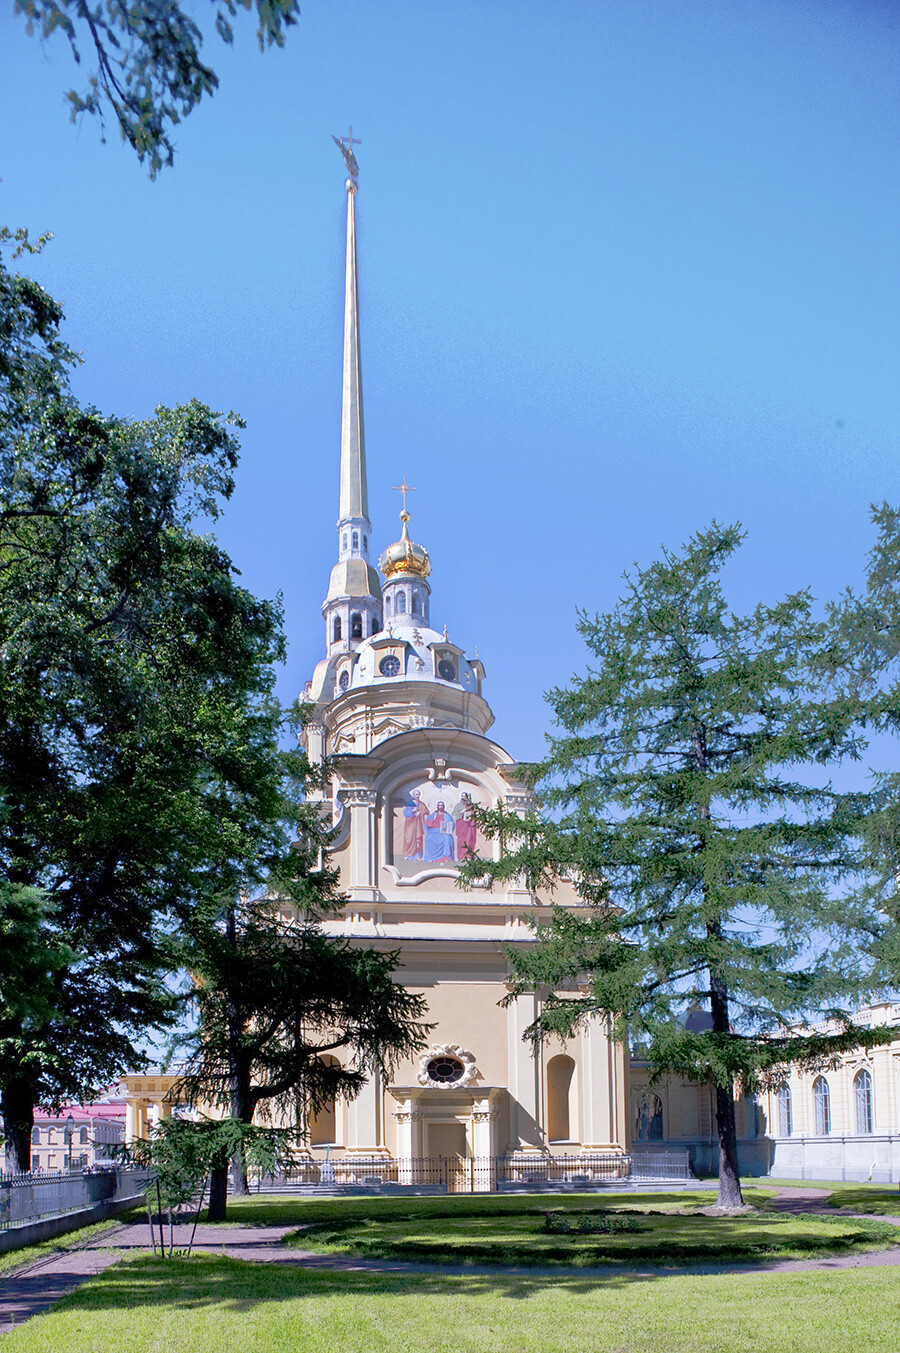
[443,624,448,641]
[379,478,430,580]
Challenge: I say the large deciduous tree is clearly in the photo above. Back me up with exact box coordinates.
[0,235,285,1171]
[13,0,300,175]
[463,523,889,1208]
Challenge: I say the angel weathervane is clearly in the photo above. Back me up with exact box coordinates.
[332,126,361,181]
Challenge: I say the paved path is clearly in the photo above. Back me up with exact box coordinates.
[3,1189,900,1335]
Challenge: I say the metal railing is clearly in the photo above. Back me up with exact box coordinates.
[629,1150,694,1181]
[256,1150,692,1194]
[0,1167,147,1230]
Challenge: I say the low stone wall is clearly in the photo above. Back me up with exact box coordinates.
[768,1133,900,1183]
[642,1134,900,1183]
[0,1192,144,1254]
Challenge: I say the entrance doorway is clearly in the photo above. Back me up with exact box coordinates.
[427,1121,468,1191]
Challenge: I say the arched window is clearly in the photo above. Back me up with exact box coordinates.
[547,1055,577,1142]
[411,593,419,614]
[776,1084,792,1137]
[309,1055,341,1147]
[80,1127,89,1144]
[363,535,368,551]
[397,592,406,613]
[352,531,359,550]
[351,612,363,639]
[854,1068,874,1134]
[813,1076,831,1135]
[385,595,392,615]
[31,1127,40,1145]
[333,616,342,643]
[634,1091,664,1142]
[371,616,381,636]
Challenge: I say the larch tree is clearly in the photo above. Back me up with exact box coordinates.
[174,722,430,1220]
[463,523,888,1209]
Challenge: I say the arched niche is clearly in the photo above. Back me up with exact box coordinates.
[546,1053,577,1143]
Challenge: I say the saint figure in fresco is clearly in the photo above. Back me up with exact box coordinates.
[454,792,477,860]
[424,801,456,863]
[402,789,427,859]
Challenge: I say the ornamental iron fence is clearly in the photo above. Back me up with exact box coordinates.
[0,1167,148,1230]
[255,1150,692,1194]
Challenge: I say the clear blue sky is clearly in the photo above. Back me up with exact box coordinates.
[1,0,898,760]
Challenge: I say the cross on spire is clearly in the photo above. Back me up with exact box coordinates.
[339,125,361,155]
[393,476,416,515]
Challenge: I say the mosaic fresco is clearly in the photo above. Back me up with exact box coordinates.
[391,781,486,876]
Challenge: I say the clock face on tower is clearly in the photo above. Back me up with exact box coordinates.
[379,654,401,677]
[437,658,457,682]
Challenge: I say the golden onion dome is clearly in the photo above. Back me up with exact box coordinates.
[379,510,431,580]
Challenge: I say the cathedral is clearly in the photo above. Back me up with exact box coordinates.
[120,149,900,1189]
[293,148,629,1183]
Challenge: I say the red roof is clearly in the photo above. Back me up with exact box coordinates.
[34,1100,126,1123]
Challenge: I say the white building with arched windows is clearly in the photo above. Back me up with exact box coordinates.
[629,1003,900,1182]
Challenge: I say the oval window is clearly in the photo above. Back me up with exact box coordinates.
[426,1055,465,1084]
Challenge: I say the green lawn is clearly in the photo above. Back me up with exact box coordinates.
[282,1194,899,1268]
[6,1255,900,1353]
[824,1185,900,1216]
[215,1187,739,1229]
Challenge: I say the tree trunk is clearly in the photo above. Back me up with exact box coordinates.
[1,1074,35,1175]
[230,1145,249,1196]
[708,941,744,1209]
[714,1081,744,1208]
[207,1163,228,1222]
[224,908,252,1199]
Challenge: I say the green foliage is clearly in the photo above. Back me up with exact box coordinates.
[163,707,429,1213]
[0,885,74,1095]
[0,237,288,1168]
[125,1115,294,1210]
[542,1210,646,1234]
[14,0,301,176]
[175,883,430,1128]
[461,522,893,1205]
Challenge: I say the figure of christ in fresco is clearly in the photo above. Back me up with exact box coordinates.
[454,792,477,860]
[424,801,456,863]
[402,789,427,859]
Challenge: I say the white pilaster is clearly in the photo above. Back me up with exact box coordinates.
[393,1100,425,1183]
[347,1064,386,1153]
[341,787,379,899]
[581,1014,627,1152]
[506,987,544,1151]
